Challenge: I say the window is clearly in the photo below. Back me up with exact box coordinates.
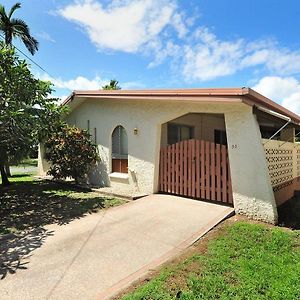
[167,124,194,145]
[214,130,227,146]
[260,127,280,140]
[112,125,128,173]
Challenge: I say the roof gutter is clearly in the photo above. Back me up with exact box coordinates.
[247,88,300,124]
[62,92,75,106]
[62,88,300,125]
[256,105,292,122]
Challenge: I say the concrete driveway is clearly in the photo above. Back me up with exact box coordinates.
[0,194,233,300]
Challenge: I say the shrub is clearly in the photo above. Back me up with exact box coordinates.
[45,126,99,184]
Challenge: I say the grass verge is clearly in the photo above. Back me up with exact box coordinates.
[0,173,126,235]
[121,220,300,300]
[0,173,34,184]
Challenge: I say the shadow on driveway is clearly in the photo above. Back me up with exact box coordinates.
[0,180,119,234]
[0,178,125,279]
[0,228,54,279]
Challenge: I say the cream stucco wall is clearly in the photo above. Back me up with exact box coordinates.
[66,98,243,194]
[225,107,277,223]
[39,96,278,223]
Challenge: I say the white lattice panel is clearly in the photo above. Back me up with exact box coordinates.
[265,148,293,187]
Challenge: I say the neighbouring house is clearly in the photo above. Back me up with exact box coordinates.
[38,88,300,224]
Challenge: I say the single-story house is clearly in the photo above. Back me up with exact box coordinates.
[38,88,300,224]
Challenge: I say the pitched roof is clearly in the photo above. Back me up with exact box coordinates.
[63,87,300,124]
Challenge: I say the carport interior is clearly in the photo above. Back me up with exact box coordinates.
[159,113,233,205]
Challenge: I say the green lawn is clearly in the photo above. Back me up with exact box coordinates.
[122,221,300,300]
[0,173,35,184]
[0,173,126,235]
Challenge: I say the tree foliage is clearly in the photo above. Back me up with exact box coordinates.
[45,126,99,184]
[0,2,38,55]
[102,79,121,90]
[0,43,66,185]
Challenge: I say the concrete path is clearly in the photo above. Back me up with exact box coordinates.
[10,165,37,175]
[0,194,234,300]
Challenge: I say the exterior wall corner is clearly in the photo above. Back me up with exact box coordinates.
[225,106,278,224]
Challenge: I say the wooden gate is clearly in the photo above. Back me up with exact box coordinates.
[159,139,233,205]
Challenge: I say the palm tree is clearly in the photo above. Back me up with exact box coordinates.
[0,2,38,55]
[102,79,121,90]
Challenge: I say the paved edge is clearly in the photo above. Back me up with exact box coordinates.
[96,207,234,300]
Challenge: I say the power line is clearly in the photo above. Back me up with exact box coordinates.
[0,33,66,87]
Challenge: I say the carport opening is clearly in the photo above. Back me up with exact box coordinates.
[159,113,232,206]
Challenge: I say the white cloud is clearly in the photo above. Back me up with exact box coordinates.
[37,72,145,92]
[53,75,105,90]
[40,73,107,90]
[58,0,187,53]
[57,2,300,83]
[148,40,181,68]
[182,28,300,81]
[37,31,56,43]
[253,76,300,115]
[241,42,300,75]
[171,12,187,38]
[183,28,244,80]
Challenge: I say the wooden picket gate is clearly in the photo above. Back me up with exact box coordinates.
[159,139,233,205]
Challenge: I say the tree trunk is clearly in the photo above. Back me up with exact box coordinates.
[4,162,11,177]
[0,148,10,186]
[0,164,10,186]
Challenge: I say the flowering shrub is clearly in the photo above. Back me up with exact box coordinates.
[45,126,99,184]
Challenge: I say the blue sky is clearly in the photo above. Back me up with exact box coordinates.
[3,0,300,113]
